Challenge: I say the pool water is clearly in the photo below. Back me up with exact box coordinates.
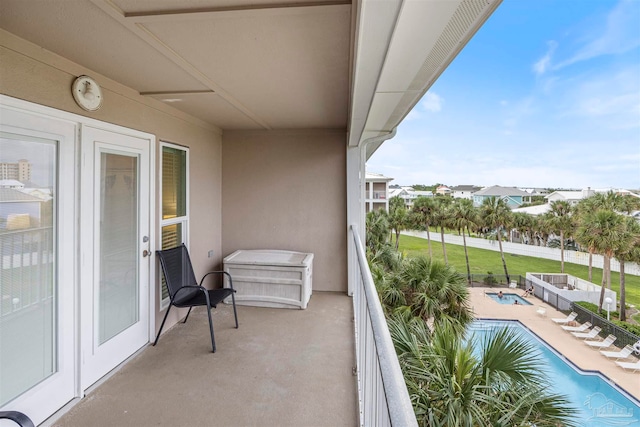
[469,320,640,426]
[486,292,532,305]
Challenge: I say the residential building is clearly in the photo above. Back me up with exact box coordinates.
[0,179,25,189]
[365,172,393,212]
[546,188,594,205]
[0,188,47,229]
[546,187,640,205]
[0,1,501,424]
[389,186,434,210]
[452,184,481,199]
[435,185,452,195]
[473,185,531,208]
[512,204,551,216]
[0,159,31,182]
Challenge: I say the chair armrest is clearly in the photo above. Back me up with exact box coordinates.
[200,271,234,290]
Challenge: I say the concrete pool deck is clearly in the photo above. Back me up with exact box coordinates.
[469,287,640,401]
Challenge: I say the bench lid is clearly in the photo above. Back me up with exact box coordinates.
[224,249,313,267]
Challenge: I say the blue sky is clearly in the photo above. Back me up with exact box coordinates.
[367,0,640,190]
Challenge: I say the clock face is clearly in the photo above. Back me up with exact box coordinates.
[72,76,103,111]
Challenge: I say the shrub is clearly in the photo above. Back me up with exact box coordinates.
[483,271,497,286]
[611,321,640,337]
[573,301,640,336]
[574,301,619,319]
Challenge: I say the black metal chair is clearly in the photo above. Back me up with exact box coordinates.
[154,244,238,353]
[0,411,35,427]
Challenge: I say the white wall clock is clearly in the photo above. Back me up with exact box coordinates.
[72,75,103,111]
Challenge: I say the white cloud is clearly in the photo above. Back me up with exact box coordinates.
[554,0,640,69]
[405,92,443,120]
[533,41,557,75]
[556,65,640,129]
[421,92,443,112]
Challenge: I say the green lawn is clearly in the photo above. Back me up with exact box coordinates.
[397,234,640,309]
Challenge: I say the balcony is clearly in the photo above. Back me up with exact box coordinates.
[48,227,417,426]
[54,293,359,426]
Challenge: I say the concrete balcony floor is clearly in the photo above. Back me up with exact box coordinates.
[52,292,358,427]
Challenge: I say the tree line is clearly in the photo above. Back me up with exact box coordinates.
[368,191,640,321]
[367,204,578,425]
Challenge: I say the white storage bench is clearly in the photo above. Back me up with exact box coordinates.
[223,250,313,309]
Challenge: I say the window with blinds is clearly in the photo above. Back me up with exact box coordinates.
[160,143,188,307]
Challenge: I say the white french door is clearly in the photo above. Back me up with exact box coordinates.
[80,126,152,390]
[1,97,155,424]
[0,106,76,425]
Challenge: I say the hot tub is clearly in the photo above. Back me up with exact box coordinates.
[223,249,313,309]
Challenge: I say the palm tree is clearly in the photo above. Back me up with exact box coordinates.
[511,211,534,245]
[612,217,640,321]
[388,319,577,426]
[395,256,473,330]
[480,197,512,283]
[365,208,390,254]
[432,196,453,264]
[451,198,477,285]
[545,200,573,273]
[578,209,624,310]
[411,196,436,258]
[575,191,640,281]
[388,196,407,250]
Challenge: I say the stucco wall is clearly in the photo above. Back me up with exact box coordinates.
[222,130,347,293]
[0,35,223,332]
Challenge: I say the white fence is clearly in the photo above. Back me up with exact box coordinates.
[526,273,617,311]
[402,231,640,276]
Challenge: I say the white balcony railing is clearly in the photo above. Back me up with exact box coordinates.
[350,225,417,427]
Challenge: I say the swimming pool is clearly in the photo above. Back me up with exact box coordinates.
[485,292,532,305]
[469,320,640,426]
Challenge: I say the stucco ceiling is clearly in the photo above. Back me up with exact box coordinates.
[0,0,501,147]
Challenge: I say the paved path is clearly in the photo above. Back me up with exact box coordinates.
[469,287,639,400]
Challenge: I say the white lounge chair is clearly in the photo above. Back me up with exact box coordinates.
[615,360,640,373]
[561,322,592,332]
[509,282,517,289]
[536,306,546,316]
[552,312,578,324]
[600,345,634,360]
[571,326,602,339]
[585,334,616,349]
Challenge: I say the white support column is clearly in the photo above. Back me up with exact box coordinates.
[346,129,397,296]
[347,144,365,296]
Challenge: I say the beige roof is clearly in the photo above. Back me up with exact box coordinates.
[0,187,44,202]
[475,185,530,197]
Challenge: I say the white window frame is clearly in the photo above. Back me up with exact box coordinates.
[159,141,189,309]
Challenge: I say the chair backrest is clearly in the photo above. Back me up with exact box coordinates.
[589,326,602,336]
[603,335,616,344]
[567,312,577,321]
[157,244,199,304]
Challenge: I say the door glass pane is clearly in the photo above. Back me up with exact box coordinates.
[0,133,56,406]
[99,152,138,344]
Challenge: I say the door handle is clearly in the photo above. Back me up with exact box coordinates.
[142,250,150,257]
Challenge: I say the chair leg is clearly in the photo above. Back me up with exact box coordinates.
[183,306,193,324]
[206,306,216,353]
[153,304,172,346]
[230,291,239,329]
